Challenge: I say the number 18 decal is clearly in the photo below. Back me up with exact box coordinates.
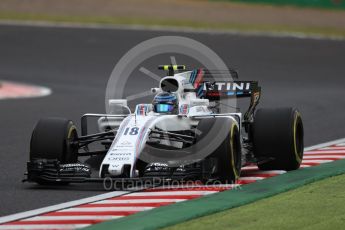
[123,127,139,136]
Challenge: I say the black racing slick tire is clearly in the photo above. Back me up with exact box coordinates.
[253,108,304,171]
[196,117,241,183]
[30,118,79,163]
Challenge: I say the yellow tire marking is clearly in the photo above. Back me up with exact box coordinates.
[293,112,302,163]
[230,122,240,179]
[68,125,77,139]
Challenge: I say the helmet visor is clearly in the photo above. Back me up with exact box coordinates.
[154,104,175,113]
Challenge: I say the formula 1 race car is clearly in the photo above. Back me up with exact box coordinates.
[24,65,304,186]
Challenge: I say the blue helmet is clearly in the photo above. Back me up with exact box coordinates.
[153,92,178,114]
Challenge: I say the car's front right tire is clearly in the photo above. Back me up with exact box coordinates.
[30,117,78,163]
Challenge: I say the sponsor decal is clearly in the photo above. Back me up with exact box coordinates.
[111,148,133,152]
[120,140,133,146]
[179,104,189,115]
[109,152,132,156]
[108,157,130,161]
[200,81,253,98]
[114,146,133,150]
[202,81,251,91]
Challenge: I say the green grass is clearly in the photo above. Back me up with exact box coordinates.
[213,0,345,10]
[164,173,345,230]
[1,12,345,39]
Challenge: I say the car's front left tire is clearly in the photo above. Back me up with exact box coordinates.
[196,117,242,183]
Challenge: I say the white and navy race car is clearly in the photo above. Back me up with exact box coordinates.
[25,65,304,185]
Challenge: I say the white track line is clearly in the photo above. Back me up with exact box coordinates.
[148,184,237,189]
[300,165,311,168]
[301,159,333,163]
[0,20,343,41]
[319,147,345,150]
[304,138,345,151]
[0,191,129,224]
[124,191,217,196]
[303,155,345,159]
[0,226,89,230]
[0,225,90,229]
[94,199,186,204]
[241,166,259,170]
[238,176,265,181]
[58,207,154,212]
[26,216,123,221]
[244,170,286,175]
[305,150,345,154]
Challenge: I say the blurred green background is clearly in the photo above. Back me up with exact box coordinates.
[0,0,344,38]
[219,0,345,10]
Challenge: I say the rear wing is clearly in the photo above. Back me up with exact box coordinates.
[188,68,260,98]
[197,81,259,99]
[189,68,261,121]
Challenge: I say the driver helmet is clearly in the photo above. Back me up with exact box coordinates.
[152,92,178,114]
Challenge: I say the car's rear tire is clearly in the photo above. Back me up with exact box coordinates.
[253,108,304,171]
[30,118,78,163]
[196,117,241,183]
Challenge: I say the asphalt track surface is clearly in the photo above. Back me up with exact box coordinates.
[0,24,344,217]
